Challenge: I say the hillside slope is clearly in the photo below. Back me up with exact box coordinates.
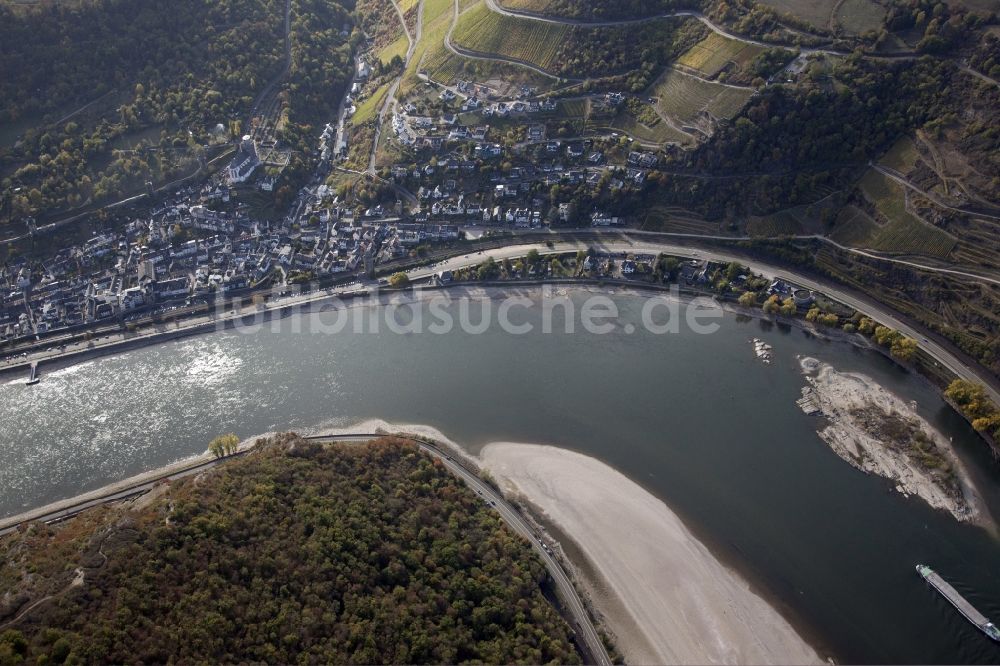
[0,435,581,665]
[0,0,354,226]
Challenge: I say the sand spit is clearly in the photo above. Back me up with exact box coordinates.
[308,419,477,462]
[481,443,821,666]
[799,357,984,522]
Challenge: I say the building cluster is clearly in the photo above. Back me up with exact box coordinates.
[4,53,670,348]
[386,139,657,228]
[0,180,462,343]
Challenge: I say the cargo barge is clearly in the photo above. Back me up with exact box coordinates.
[917,564,1000,642]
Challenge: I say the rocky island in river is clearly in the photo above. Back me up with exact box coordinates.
[799,357,986,523]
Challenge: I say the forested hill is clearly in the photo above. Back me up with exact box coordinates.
[0,435,581,664]
[0,0,285,126]
[0,0,355,224]
[0,0,286,222]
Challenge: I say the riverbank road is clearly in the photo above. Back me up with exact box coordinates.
[5,234,997,409]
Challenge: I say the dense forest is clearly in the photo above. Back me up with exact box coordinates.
[648,53,990,217]
[0,0,285,220]
[286,0,356,133]
[553,18,707,90]
[693,56,955,175]
[970,31,1000,79]
[0,435,581,665]
[0,0,356,223]
[0,0,283,125]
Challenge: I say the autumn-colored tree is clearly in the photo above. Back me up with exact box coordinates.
[0,436,582,665]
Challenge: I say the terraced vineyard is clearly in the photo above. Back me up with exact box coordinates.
[498,0,554,10]
[641,205,717,233]
[869,217,957,257]
[652,69,753,126]
[400,0,452,94]
[352,82,392,125]
[422,34,556,89]
[758,0,838,31]
[559,98,587,118]
[676,33,764,79]
[830,205,880,245]
[878,136,920,172]
[609,108,692,146]
[379,32,410,64]
[747,211,804,237]
[858,170,957,258]
[422,40,462,81]
[450,2,568,71]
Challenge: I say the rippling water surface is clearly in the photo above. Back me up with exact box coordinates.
[2,291,1000,663]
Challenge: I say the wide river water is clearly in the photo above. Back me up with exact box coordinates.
[2,287,1000,663]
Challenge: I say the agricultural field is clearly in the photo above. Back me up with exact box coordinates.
[858,169,927,222]
[422,36,557,91]
[496,0,553,10]
[747,211,804,237]
[640,206,719,234]
[858,169,957,258]
[378,32,410,65]
[352,81,392,125]
[450,2,569,72]
[829,205,880,246]
[761,0,888,34]
[834,0,887,35]
[949,219,1000,272]
[401,0,453,94]
[676,33,764,79]
[877,135,920,173]
[608,107,693,147]
[652,69,754,126]
[868,216,957,257]
[748,195,840,237]
[559,98,588,118]
[422,40,463,81]
[757,0,838,31]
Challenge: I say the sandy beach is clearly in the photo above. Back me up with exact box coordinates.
[311,420,822,663]
[481,442,822,666]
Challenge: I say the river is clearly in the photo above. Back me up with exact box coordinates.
[2,287,1000,663]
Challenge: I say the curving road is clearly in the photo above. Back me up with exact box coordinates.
[443,0,925,89]
[626,229,1000,285]
[444,0,570,80]
[411,236,1000,406]
[4,231,999,405]
[481,0,851,56]
[871,163,1000,222]
[367,0,420,174]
